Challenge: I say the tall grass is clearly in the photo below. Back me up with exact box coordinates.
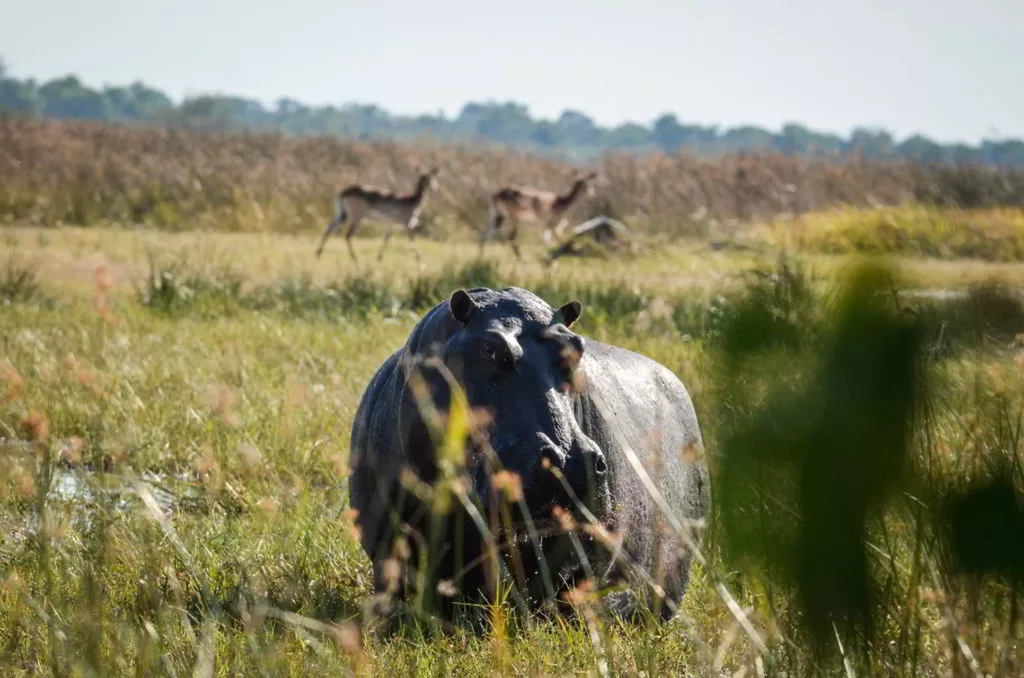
[755,205,1024,261]
[132,253,1024,351]
[3,118,1024,238]
[1,254,43,305]
[2,244,1023,675]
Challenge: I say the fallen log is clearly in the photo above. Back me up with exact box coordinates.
[546,215,636,262]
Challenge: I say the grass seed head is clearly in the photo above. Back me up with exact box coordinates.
[20,411,50,443]
[328,454,351,478]
[562,578,596,606]
[681,443,704,464]
[332,621,363,654]
[256,497,279,515]
[382,557,403,591]
[0,362,24,403]
[61,436,86,465]
[552,505,577,532]
[490,470,523,503]
[17,473,36,499]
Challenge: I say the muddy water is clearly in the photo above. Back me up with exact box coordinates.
[1,437,199,523]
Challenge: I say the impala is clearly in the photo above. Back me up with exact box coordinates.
[479,171,598,258]
[315,167,439,261]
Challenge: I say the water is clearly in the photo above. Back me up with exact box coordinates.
[1,437,196,519]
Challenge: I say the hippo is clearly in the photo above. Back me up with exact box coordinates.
[349,286,709,625]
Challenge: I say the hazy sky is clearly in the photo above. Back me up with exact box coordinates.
[2,0,1022,143]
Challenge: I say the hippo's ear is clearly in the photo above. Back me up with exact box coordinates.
[553,300,583,328]
[449,289,477,324]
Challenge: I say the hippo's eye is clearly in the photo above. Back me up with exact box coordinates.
[481,340,498,361]
[481,340,514,373]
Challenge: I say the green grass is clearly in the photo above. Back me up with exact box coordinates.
[753,204,1024,262]
[2,224,1023,676]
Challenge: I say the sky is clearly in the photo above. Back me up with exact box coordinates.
[2,0,1022,144]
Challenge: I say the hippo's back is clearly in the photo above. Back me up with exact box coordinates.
[577,339,709,540]
[348,349,404,550]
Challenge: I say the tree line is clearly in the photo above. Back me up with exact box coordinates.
[2,61,1023,166]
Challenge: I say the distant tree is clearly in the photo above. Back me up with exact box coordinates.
[103,82,173,120]
[555,110,600,147]
[652,114,687,152]
[341,104,392,137]
[171,96,241,131]
[0,74,40,115]
[455,101,534,143]
[605,122,652,149]
[775,123,818,155]
[982,140,1024,167]
[809,131,846,157]
[407,113,449,139]
[530,120,561,147]
[722,126,775,152]
[847,128,897,160]
[654,118,717,154]
[0,62,1021,167]
[39,76,109,120]
[946,144,983,165]
[899,135,945,164]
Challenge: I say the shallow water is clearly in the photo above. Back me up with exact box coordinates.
[1,437,195,517]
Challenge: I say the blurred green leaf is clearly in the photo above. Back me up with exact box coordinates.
[716,262,925,652]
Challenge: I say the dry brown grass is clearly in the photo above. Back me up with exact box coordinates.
[3,117,1023,240]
